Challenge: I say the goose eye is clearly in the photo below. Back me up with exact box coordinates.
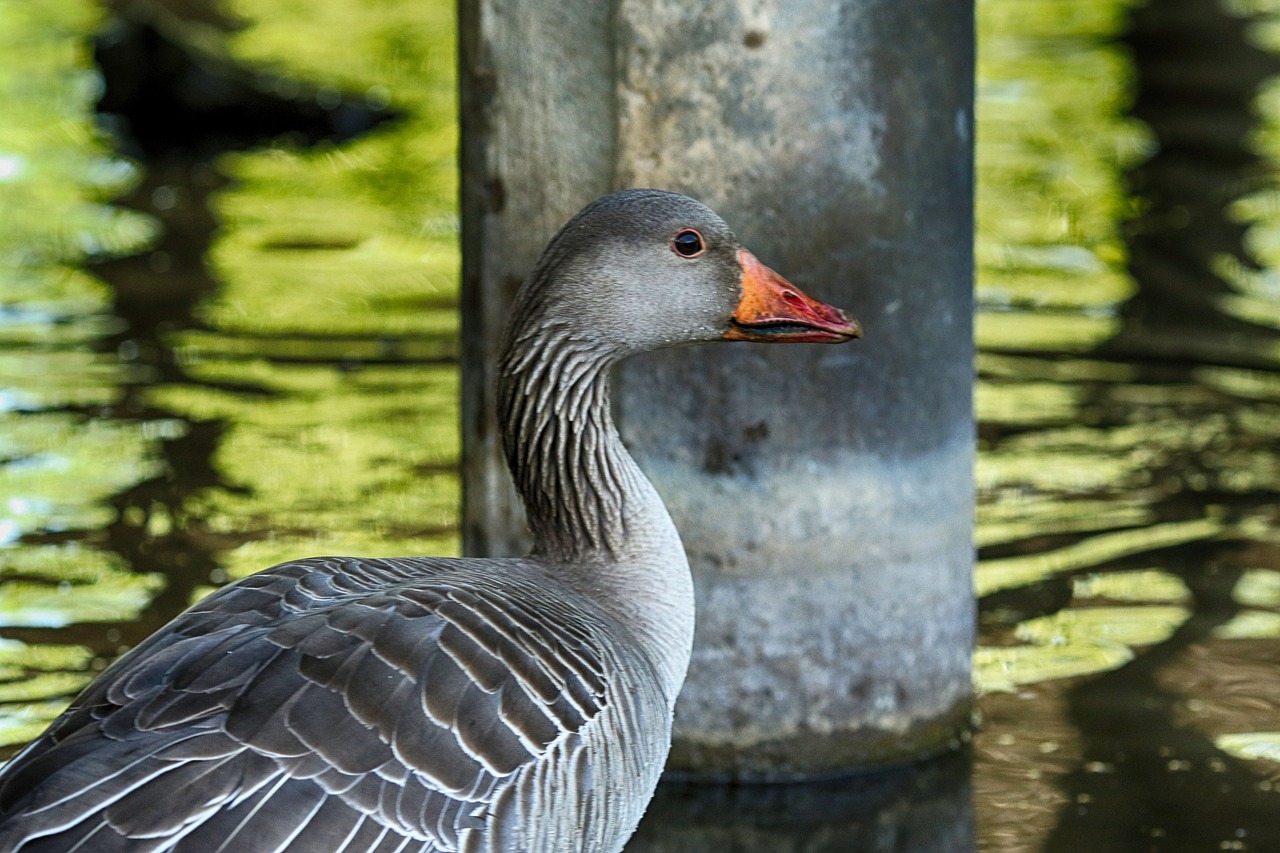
[671,229,705,258]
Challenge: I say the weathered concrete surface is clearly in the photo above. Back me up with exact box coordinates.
[457,0,615,557]
[613,0,975,778]
[460,0,974,778]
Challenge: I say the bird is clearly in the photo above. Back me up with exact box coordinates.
[0,188,860,852]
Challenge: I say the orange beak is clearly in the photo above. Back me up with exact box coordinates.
[723,251,862,343]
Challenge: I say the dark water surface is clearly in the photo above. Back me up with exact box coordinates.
[1,0,1278,850]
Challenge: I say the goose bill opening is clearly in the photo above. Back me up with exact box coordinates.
[723,250,862,343]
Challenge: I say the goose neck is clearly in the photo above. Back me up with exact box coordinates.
[497,323,641,563]
[496,308,696,700]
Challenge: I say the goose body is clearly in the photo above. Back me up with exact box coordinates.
[0,190,858,852]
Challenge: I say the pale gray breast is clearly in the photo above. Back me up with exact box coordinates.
[0,556,673,852]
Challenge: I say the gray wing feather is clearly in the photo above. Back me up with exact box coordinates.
[0,556,664,852]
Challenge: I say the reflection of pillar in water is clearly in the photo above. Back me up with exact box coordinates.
[1119,0,1280,359]
[626,752,974,852]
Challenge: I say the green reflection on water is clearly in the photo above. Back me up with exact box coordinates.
[0,0,166,540]
[0,0,178,732]
[0,577,161,628]
[1073,569,1192,603]
[977,499,1155,550]
[0,640,93,671]
[976,313,1123,353]
[976,0,1147,318]
[976,381,1086,427]
[0,672,94,703]
[1233,569,1280,608]
[0,0,461,696]
[975,581,1198,693]
[0,0,158,476]
[976,570,1197,692]
[1016,605,1192,647]
[149,358,460,578]
[0,640,95,746]
[0,414,171,537]
[1213,611,1280,639]
[0,544,162,622]
[1195,364,1280,400]
[1215,732,1280,764]
[198,0,457,339]
[0,701,84,748]
[147,0,462,573]
[202,159,459,338]
[0,1,157,270]
[976,518,1225,597]
[974,641,1134,694]
[972,0,1163,653]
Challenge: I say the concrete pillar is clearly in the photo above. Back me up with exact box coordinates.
[459,0,974,778]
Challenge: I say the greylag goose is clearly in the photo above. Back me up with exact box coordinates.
[0,189,860,852]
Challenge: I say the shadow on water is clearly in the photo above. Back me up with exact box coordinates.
[1042,0,1280,849]
[95,9,395,160]
[90,11,393,635]
[1044,548,1280,851]
[1116,0,1280,349]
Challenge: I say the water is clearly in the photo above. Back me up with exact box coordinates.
[972,0,1280,850]
[0,0,1278,849]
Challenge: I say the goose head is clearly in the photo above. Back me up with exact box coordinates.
[509,189,861,358]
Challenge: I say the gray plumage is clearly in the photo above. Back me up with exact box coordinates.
[0,558,667,852]
[0,189,857,852]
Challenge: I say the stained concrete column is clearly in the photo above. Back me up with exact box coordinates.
[459,0,974,778]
